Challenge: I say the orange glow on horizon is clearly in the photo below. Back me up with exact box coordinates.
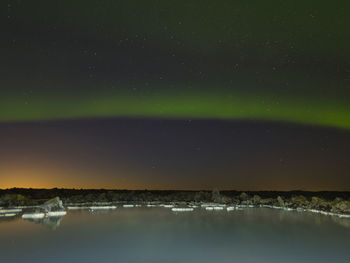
[1,164,349,191]
[0,166,139,190]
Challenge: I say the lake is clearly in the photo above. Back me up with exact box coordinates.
[1,207,349,263]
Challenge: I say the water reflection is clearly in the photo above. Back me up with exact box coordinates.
[22,215,65,230]
[0,207,350,230]
[0,214,66,230]
[0,208,349,263]
[0,215,21,223]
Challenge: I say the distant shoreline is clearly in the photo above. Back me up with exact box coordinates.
[1,188,350,216]
[1,202,350,220]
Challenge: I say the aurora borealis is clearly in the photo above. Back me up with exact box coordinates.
[1,88,350,129]
[1,1,350,189]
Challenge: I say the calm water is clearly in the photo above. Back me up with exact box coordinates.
[1,207,349,263]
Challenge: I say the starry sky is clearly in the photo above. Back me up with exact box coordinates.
[1,1,350,190]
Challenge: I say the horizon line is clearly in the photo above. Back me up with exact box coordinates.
[1,187,350,192]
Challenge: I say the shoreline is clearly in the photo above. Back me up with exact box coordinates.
[2,201,350,219]
[1,189,350,219]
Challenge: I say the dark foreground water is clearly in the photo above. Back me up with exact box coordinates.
[1,207,350,263]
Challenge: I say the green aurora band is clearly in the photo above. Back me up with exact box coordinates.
[2,1,350,129]
[1,88,349,129]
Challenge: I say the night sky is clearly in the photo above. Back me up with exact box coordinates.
[1,1,350,190]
